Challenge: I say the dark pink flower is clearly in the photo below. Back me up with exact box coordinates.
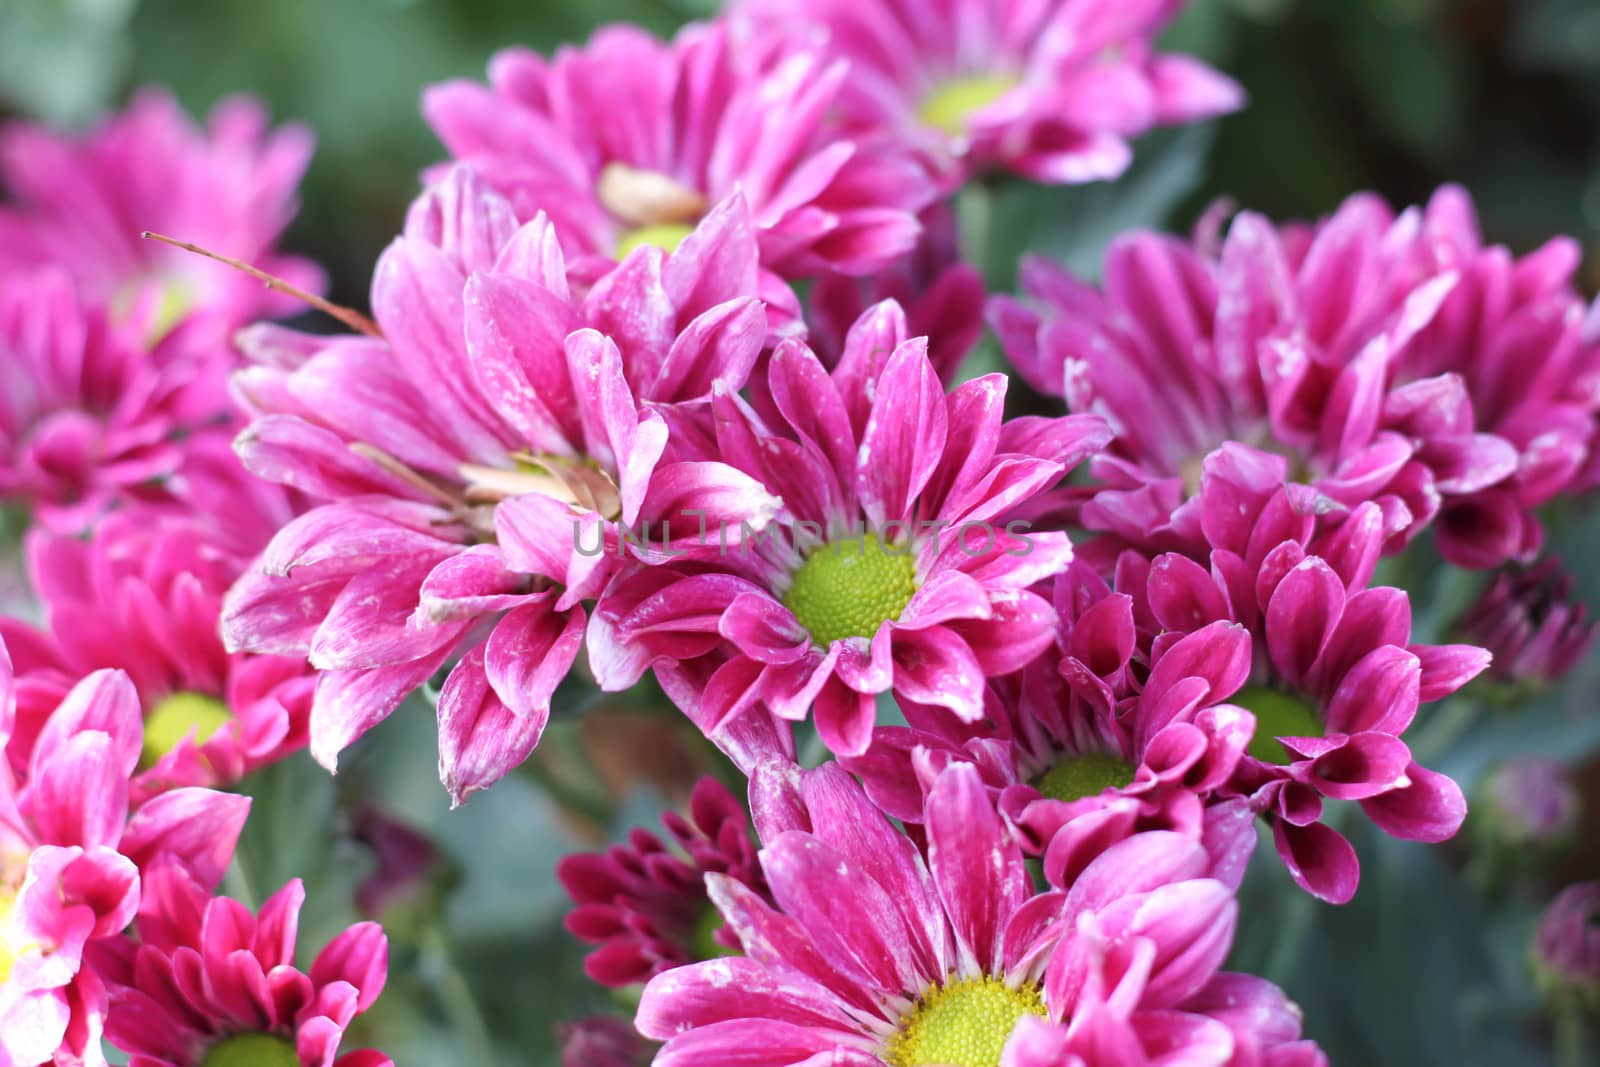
[95,866,390,1067]
[423,21,935,282]
[735,0,1243,186]
[636,761,1321,1066]
[1457,559,1595,688]
[993,186,1600,569]
[559,777,765,987]
[0,661,251,1066]
[844,560,1259,889]
[0,88,320,342]
[589,301,1110,757]
[222,168,779,803]
[991,194,1455,558]
[1132,446,1489,902]
[3,446,310,798]
[0,273,228,532]
[1394,187,1600,567]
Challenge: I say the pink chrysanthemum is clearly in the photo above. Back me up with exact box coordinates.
[735,0,1243,187]
[1128,446,1489,902]
[222,168,780,802]
[589,302,1110,757]
[2,445,310,798]
[1392,187,1600,566]
[423,21,935,282]
[559,776,766,987]
[0,662,251,1067]
[0,273,233,532]
[0,87,320,343]
[993,186,1600,568]
[93,866,390,1067]
[845,560,1258,885]
[636,761,1323,1067]
[991,194,1462,557]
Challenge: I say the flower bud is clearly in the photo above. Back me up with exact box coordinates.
[1532,882,1600,1010]
[1459,560,1595,690]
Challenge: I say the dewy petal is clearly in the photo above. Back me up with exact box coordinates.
[1271,820,1358,905]
[856,336,946,528]
[1359,762,1467,843]
[638,957,861,1038]
[759,831,923,995]
[926,764,1029,975]
[121,787,253,891]
[483,595,586,718]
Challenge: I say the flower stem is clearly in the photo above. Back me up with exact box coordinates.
[422,924,498,1065]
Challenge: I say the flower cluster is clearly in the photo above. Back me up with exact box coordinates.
[3,0,1597,1064]
[0,94,389,1066]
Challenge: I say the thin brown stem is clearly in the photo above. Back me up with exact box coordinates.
[140,231,383,338]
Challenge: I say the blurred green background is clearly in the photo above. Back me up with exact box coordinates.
[3,0,1599,1064]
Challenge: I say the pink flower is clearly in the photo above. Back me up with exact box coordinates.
[805,204,986,384]
[589,301,1110,757]
[636,761,1322,1066]
[559,777,766,987]
[222,168,780,803]
[94,866,390,1067]
[993,187,1600,568]
[0,273,229,532]
[3,447,310,798]
[559,1017,655,1067]
[0,88,320,343]
[423,21,935,282]
[0,662,251,1067]
[1394,187,1600,567]
[991,194,1457,558]
[1457,559,1595,689]
[844,560,1259,888]
[735,0,1243,186]
[1132,446,1489,902]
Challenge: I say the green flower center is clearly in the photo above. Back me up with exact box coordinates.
[1235,685,1323,765]
[782,532,918,647]
[141,691,232,770]
[201,1033,300,1067]
[616,222,696,259]
[885,975,1048,1067]
[919,75,1019,137]
[1032,752,1136,803]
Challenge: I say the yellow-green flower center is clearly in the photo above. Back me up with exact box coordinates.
[617,222,696,259]
[113,276,195,344]
[782,532,918,647]
[0,889,17,985]
[885,975,1048,1067]
[202,1033,300,1067]
[1236,685,1323,765]
[141,691,232,770]
[919,75,1019,137]
[1033,752,1136,803]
